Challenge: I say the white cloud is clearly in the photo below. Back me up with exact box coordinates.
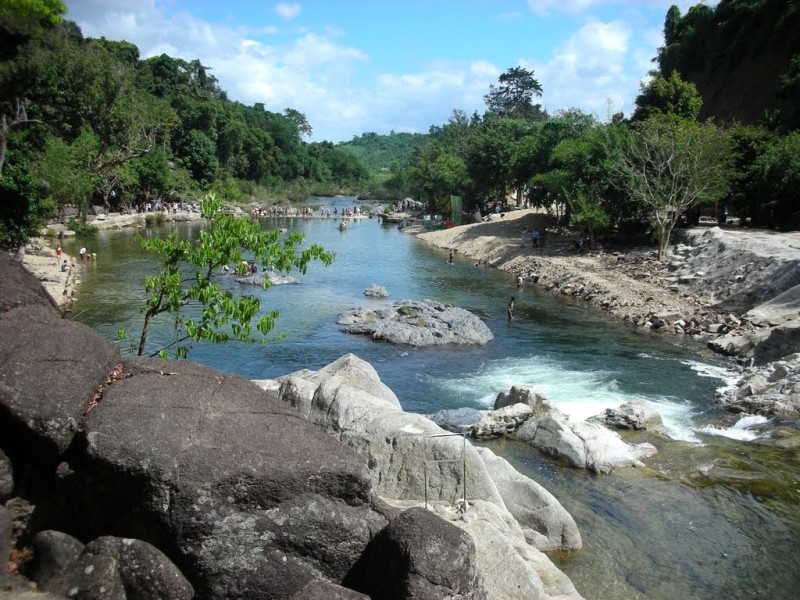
[274,3,301,21]
[532,19,641,118]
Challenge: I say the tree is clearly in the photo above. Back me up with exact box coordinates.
[632,70,703,122]
[611,117,732,260]
[484,66,545,121]
[135,194,334,358]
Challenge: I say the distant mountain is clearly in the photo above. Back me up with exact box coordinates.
[338,131,427,172]
[657,0,800,130]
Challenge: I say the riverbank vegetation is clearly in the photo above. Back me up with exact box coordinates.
[0,1,371,248]
[376,1,800,245]
[2,1,798,255]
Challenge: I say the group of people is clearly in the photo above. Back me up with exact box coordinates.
[55,244,96,272]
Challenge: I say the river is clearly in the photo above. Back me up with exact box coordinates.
[63,198,800,599]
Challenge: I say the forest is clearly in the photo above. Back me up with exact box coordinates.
[2,0,799,255]
[378,0,800,259]
[0,0,371,248]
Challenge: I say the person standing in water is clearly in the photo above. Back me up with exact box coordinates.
[507,296,515,320]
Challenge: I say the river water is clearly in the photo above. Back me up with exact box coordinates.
[64,198,800,599]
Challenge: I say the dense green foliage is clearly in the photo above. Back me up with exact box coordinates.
[338,131,427,173]
[0,7,371,248]
[657,0,800,131]
[2,1,798,253]
[134,194,334,358]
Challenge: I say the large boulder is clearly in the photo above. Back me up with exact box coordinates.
[345,507,487,599]
[337,299,494,346]
[52,357,389,599]
[0,255,121,467]
[515,396,657,473]
[259,354,584,599]
[475,448,581,551]
[37,536,194,600]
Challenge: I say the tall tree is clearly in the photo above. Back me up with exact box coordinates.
[611,117,732,260]
[484,66,546,121]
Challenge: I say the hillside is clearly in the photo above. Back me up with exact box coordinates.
[338,131,427,172]
[657,0,800,130]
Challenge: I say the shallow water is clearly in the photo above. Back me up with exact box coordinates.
[64,198,800,599]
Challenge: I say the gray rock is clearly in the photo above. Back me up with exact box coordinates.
[53,357,388,599]
[291,579,369,599]
[494,385,550,411]
[262,354,584,598]
[589,400,661,431]
[471,404,533,439]
[363,284,389,298]
[429,404,533,439]
[346,507,487,600]
[0,448,13,500]
[0,505,11,567]
[40,536,194,600]
[31,530,85,587]
[428,407,487,434]
[0,302,121,465]
[515,400,657,473]
[475,448,581,551]
[716,354,800,417]
[338,299,493,346]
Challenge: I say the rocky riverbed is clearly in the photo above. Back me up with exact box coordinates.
[415,209,800,419]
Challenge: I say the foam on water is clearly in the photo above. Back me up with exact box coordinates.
[683,359,741,396]
[432,354,702,435]
[697,414,769,441]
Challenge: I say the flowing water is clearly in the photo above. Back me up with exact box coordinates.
[64,198,800,599]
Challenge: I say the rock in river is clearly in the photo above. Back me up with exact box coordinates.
[337,299,494,346]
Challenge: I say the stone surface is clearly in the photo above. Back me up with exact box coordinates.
[291,579,369,600]
[476,448,581,551]
[0,254,120,465]
[715,353,800,417]
[51,357,387,599]
[363,284,389,298]
[515,399,657,473]
[337,299,494,346]
[345,506,487,600]
[262,354,584,598]
[30,530,85,587]
[0,505,11,567]
[0,448,13,500]
[40,536,194,600]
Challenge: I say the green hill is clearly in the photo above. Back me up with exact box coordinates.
[338,131,427,172]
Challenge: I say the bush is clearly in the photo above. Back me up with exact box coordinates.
[67,219,98,237]
[144,212,168,227]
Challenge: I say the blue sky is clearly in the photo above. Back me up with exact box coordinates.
[64,1,700,143]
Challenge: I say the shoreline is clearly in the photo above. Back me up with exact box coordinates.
[414,208,716,334]
[18,238,81,311]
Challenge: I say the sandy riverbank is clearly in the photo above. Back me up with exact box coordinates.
[415,208,800,350]
[18,239,81,311]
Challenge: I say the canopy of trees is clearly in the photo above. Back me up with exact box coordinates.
[657,0,800,131]
[0,9,371,248]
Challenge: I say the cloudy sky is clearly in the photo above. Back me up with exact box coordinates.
[64,0,700,143]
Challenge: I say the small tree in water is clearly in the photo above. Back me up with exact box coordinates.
[135,193,334,357]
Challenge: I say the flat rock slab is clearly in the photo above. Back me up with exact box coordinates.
[337,299,493,346]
